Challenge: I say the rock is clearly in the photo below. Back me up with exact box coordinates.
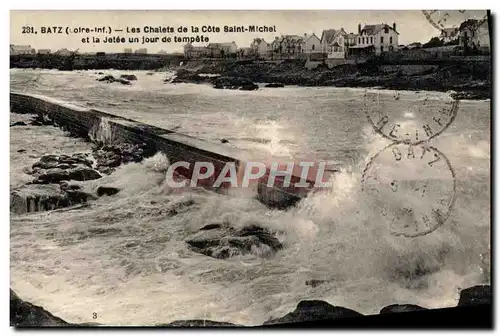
[186,224,283,259]
[55,163,73,170]
[11,184,95,214]
[120,74,137,81]
[265,83,285,88]
[212,76,258,91]
[239,83,259,91]
[220,138,229,143]
[305,280,330,288]
[264,300,363,325]
[116,78,131,85]
[161,320,239,327]
[17,149,26,153]
[67,166,102,181]
[96,186,120,197]
[457,285,491,306]
[379,304,427,314]
[10,289,69,326]
[97,75,115,82]
[10,121,27,127]
[59,181,81,191]
[33,168,70,184]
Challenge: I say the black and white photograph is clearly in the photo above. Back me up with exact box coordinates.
[8,9,492,328]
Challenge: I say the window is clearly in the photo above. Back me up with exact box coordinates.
[384,27,389,34]
[389,36,393,44]
[380,36,384,44]
[370,37,373,44]
[358,37,361,44]
[312,44,315,50]
[362,37,365,44]
[381,46,384,52]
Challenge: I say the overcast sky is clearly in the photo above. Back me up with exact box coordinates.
[11,10,488,53]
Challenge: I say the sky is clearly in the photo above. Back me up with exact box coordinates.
[10,10,488,53]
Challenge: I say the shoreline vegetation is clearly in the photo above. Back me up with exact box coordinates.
[10,54,491,100]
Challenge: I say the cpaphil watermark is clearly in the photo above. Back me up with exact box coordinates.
[165,160,337,190]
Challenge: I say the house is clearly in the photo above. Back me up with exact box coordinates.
[301,33,321,55]
[459,19,490,52]
[320,29,347,58]
[440,27,459,43]
[354,23,399,55]
[239,47,253,57]
[123,48,133,53]
[135,48,147,54]
[54,48,74,56]
[37,49,51,55]
[270,35,303,55]
[250,38,269,58]
[183,43,208,59]
[10,44,36,55]
[474,19,490,51]
[206,42,238,58]
[157,50,168,54]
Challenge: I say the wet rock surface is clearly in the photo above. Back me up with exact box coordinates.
[96,75,131,85]
[96,186,121,197]
[160,320,240,327]
[9,284,491,326]
[264,83,285,88]
[264,300,364,325]
[92,142,146,175]
[10,183,96,214]
[186,224,283,259]
[29,154,100,184]
[120,74,137,81]
[458,285,491,306]
[10,289,69,327]
[379,304,427,314]
[212,76,258,91]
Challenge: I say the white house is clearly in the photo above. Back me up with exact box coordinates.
[355,23,399,55]
[123,48,133,53]
[320,28,347,58]
[301,33,321,54]
[184,43,208,59]
[10,45,35,55]
[250,38,269,57]
[135,48,148,54]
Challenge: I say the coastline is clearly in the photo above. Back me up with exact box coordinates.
[173,58,491,100]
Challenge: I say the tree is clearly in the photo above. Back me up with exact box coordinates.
[423,37,444,48]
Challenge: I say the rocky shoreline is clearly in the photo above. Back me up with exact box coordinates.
[10,285,491,327]
[172,59,491,100]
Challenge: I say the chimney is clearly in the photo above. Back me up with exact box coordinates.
[358,23,361,34]
[393,22,396,31]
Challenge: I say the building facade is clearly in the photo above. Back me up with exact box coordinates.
[250,38,269,57]
[440,27,459,43]
[10,45,36,55]
[320,29,348,58]
[355,23,399,55]
[301,33,322,55]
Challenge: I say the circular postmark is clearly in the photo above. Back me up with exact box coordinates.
[362,142,456,238]
[422,10,488,33]
[363,90,459,145]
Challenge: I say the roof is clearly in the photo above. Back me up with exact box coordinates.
[11,45,33,51]
[361,24,399,36]
[252,38,267,45]
[320,29,346,44]
[302,33,320,43]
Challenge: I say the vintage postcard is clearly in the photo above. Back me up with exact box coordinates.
[9,9,491,328]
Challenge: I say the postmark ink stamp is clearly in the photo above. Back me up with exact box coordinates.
[363,90,459,145]
[422,10,488,33]
[362,142,456,238]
